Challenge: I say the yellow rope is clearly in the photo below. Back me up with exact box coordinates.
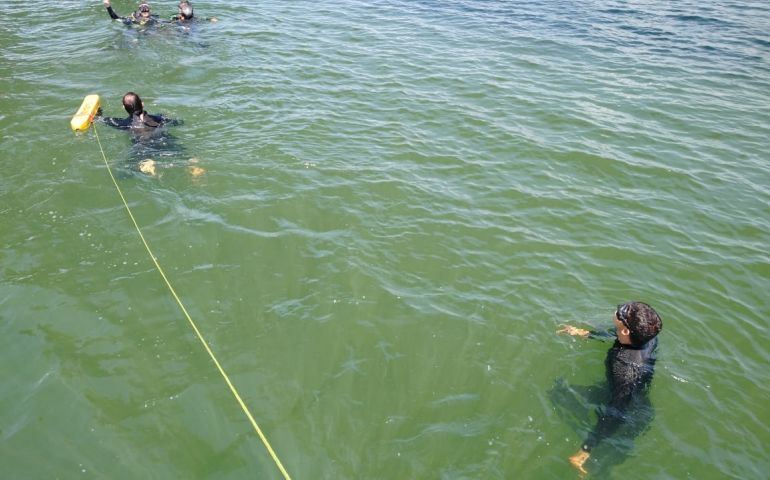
[92,123,292,480]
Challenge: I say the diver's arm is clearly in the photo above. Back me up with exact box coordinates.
[582,400,629,452]
[101,118,128,129]
[567,374,629,474]
[103,0,133,25]
[143,113,183,127]
[557,325,615,341]
[159,114,183,127]
[569,405,624,474]
[95,111,129,129]
[587,328,615,341]
[105,7,120,20]
[103,0,120,20]
[569,385,634,473]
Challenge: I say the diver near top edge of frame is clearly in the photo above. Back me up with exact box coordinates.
[103,0,217,26]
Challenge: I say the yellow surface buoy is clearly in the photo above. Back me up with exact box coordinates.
[70,94,101,132]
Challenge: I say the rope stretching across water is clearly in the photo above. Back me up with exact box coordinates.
[92,123,292,480]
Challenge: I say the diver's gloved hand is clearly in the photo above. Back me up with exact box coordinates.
[569,450,590,475]
[103,0,111,7]
[556,325,590,337]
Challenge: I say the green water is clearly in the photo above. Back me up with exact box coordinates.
[2,1,769,478]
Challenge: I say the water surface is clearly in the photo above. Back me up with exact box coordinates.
[1,1,769,478]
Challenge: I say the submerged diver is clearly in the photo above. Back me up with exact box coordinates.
[103,0,159,26]
[96,92,202,177]
[557,302,663,475]
[167,1,218,25]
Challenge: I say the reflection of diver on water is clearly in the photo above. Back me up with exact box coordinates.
[555,302,663,476]
[96,92,204,178]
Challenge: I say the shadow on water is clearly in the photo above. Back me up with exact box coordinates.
[548,377,655,478]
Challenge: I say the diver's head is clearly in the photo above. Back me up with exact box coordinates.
[136,2,151,18]
[178,1,194,20]
[614,302,662,346]
[122,92,144,116]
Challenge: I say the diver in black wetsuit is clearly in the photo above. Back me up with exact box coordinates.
[557,301,663,475]
[168,1,194,23]
[166,1,218,25]
[98,92,180,132]
[103,0,159,26]
[96,92,187,176]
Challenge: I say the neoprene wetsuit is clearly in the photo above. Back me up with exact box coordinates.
[100,111,178,130]
[167,15,216,26]
[105,6,159,26]
[99,111,184,160]
[581,334,658,452]
[168,15,193,24]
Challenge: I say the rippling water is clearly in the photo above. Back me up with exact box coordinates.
[2,1,769,478]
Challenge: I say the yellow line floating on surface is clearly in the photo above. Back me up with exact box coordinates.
[91,123,292,480]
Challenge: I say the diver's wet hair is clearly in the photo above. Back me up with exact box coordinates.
[616,302,662,346]
[122,92,144,116]
[137,3,151,13]
[179,1,194,19]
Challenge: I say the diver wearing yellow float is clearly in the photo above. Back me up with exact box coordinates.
[103,0,158,26]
